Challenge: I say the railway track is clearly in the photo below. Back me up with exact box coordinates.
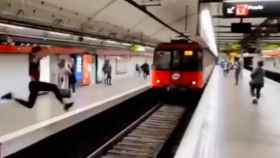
[88,104,185,158]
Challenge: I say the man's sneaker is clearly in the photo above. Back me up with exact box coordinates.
[252,98,258,104]
[1,93,13,100]
[64,102,74,111]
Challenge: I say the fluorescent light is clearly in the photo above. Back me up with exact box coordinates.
[84,36,99,41]
[0,23,25,30]
[122,43,132,46]
[48,31,71,37]
[105,40,119,44]
[200,8,218,56]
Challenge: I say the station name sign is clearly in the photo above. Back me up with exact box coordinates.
[223,1,280,17]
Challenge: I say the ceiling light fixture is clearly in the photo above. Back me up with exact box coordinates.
[0,23,25,30]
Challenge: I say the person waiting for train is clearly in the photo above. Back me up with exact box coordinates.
[250,61,265,104]
[141,62,150,79]
[57,59,71,97]
[1,46,74,111]
[135,64,141,77]
[102,59,112,86]
[106,60,112,85]
[68,57,77,94]
[223,61,230,76]
[234,60,241,85]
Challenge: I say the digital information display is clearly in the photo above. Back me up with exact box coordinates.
[223,1,280,17]
[75,55,83,84]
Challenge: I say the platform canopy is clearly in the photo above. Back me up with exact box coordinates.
[0,0,199,45]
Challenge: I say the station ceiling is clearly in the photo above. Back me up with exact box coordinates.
[0,0,199,46]
[207,2,280,48]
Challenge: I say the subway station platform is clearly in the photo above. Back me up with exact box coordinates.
[0,77,150,157]
[175,66,280,158]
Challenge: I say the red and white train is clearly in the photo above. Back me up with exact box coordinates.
[151,39,216,91]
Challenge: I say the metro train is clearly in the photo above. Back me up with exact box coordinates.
[151,39,216,91]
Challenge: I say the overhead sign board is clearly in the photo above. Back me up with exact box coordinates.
[223,1,280,17]
[231,23,252,33]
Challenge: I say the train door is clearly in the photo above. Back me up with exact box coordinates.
[170,50,182,86]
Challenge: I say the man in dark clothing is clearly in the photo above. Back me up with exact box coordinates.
[107,62,112,85]
[69,65,76,93]
[1,46,73,111]
[250,61,265,104]
[29,53,41,81]
[141,62,149,79]
[68,56,76,93]
[102,59,112,86]
[135,64,140,76]
[234,60,241,85]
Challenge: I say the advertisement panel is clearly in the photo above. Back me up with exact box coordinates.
[75,55,83,84]
[82,54,93,86]
[223,1,280,17]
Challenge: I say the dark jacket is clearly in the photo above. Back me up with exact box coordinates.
[251,67,265,86]
[141,63,149,74]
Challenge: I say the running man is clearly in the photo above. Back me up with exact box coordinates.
[1,46,73,111]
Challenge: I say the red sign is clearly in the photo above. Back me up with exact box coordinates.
[0,45,86,54]
[236,4,249,16]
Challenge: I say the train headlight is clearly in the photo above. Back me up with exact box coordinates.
[192,81,196,85]
[156,80,161,84]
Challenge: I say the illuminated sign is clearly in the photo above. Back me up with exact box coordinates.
[130,44,145,52]
[235,4,249,16]
[76,56,82,73]
[223,1,280,17]
[82,55,92,85]
[184,50,193,56]
[75,55,83,84]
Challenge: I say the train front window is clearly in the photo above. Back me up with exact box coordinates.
[171,50,181,70]
[154,51,171,70]
[181,50,201,70]
[154,49,202,70]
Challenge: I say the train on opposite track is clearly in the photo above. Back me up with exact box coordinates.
[151,38,216,91]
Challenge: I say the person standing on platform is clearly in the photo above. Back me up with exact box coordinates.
[234,60,241,85]
[250,61,265,104]
[57,59,70,89]
[1,46,74,111]
[68,58,77,94]
[102,59,112,86]
[135,64,141,77]
[141,62,150,79]
[102,60,108,85]
[57,59,71,97]
[223,62,229,76]
[107,60,112,85]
